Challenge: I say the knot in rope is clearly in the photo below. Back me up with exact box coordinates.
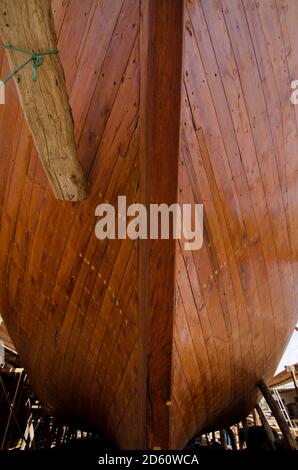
[1,44,59,84]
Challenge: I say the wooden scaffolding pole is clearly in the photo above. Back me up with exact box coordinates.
[286,366,298,397]
[258,379,297,450]
[255,404,276,450]
[219,429,228,450]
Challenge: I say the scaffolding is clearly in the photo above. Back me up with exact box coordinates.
[0,349,100,450]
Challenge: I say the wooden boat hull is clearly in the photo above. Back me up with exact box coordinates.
[0,0,298,449]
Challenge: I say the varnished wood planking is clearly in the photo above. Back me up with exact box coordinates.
[170,0,298,448]
[51,0,70,36]
[242,0,298,333]
[56,0,95,92]
[33,30,141,452]
[69,0,125,137]
[219,0,294,340]
[184,2,267,372]
[1,0,298,450]
[195,0,283,360]
[77,0,139,175]
[21,2,137,360]
[0,0,144,449]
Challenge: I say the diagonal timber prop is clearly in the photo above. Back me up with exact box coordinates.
[0,0,86,201]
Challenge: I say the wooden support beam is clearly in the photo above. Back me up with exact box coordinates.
[226,427,237,450]
[252,408,260,426]
[0,374,29,447]
[255,404,276,450]
[219,429,228,450]
[258,379,297,450]
[241,419,249,449]
[286,365,298,397]
[0,0,86,201]
[140,0,184,449]
[1,369,24,450]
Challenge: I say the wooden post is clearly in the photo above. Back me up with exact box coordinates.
[241,419,249,448]
[220,429,228,450]
[236,423,242,449]
[252,408,260,426]
[0,0,86,201]
[1,369,24,450]
[286,366,298,397]
[255,403,276,450]
[258,379,297,450]
[226,427,237,450]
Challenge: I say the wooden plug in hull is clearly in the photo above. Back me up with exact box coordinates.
[0,0,298,449]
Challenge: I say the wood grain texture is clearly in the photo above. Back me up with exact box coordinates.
[0,0,298,450]
[0,0,86,201]
[170,0,298,448]
[258,379,297,449]
[140,0,184,449]
[0,0,143,449]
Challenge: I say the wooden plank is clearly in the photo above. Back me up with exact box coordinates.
[255,403,276,450]
[286,366,298,397]
[0,0,86,201]
[258,379,297,450]
[0,0,143,450]
[139,0,184,449]
[219,429,228,450]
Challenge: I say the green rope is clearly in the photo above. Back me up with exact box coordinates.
[1,44,59,84]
